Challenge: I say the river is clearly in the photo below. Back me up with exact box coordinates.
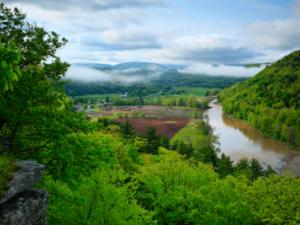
[206,100,300,176]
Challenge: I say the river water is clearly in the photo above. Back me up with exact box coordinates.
[206,101,300,176]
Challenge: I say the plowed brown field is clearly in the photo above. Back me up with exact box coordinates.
[116,118,189,138]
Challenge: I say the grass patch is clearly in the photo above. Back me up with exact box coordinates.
[171,120,207,148]
[174,87,210,96]
[0,156,16,197]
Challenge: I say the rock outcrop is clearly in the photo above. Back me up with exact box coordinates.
[0,161,47,225]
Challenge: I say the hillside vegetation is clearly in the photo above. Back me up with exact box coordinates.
[220,51,300,149]
[0,157,15,197]
[65,74,244,97]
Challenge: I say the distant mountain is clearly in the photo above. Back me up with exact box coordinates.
[220,50,300,149]
[73,63,112,70]
[67,61,247,86]
[225,62,272,68]
[74,62,184,72]
[70,62,187,80]
[113,62,166,71]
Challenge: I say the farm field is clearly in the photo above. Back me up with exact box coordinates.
[87,105,200,119]
[116,118,189,138]
[87,105,202,138]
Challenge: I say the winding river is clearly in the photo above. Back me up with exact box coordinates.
[206,101,300,176]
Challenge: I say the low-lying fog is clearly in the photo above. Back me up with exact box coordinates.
[65,64,162,83]
[65,63,265,83]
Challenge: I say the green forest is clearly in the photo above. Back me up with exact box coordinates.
[0,4,300,225]
[65,75,243,97]
[74,94,209,109]
[219,51,300,149]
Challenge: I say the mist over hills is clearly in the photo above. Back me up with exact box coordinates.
[64,61,247,96]
[74,62,184,73]
[68,62,173,83]
[66,61,264,84]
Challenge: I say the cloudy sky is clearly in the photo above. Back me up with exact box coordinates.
[4,0,300,75]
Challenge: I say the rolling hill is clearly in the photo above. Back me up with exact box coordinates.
[65,61,246,96]
[219,50,300,149]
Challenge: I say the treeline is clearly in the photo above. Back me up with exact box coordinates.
[220,50,300,149]
[74,95,145,106]
[152,71,246,88]
[1,4,299,225]
[66,81,161,97]
[144,95,209,109]
[64,74,245,97]
[74,95,209,109]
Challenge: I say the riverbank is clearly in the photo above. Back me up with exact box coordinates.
[206,100,300,177]
[282,153,300,177]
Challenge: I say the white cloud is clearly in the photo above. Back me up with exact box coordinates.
[4,0,164,10]
[4,0,298,76]
[81,28,161,50]
[293,0,300,16]
[248,19,300,50]
[65,64,162,83]
[163,35,259,64]
[180,63,264,77]
[65,65,112,82]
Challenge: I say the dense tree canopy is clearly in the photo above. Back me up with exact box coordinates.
[65,75,245,97]
[0,3,86,157]
[0,42,21,93]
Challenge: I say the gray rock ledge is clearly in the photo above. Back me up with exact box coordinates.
[0,189,48,225]
[0,161,44,205]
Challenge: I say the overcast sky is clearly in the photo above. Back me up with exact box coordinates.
[5,0,300,68]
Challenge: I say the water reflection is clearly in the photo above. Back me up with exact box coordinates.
[206,101,300,175]
[222,113,290,155]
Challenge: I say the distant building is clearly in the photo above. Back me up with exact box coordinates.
[74,103,84,112]
[85,108,95,113]
[120,92,128,98]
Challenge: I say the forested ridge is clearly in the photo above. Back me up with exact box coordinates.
[0,4,300,225]
[219,51,300,149]
[65,75,244,97]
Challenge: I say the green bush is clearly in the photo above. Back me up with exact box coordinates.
[0,156,16,197]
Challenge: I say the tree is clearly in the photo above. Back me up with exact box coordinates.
[0,42,21,93]
[145,127,159,154]
[249,159,264,181]
[105,96,110,103]
[249,175,300,224]
[44,169,154,225]
[0,42,21,135]
[216,153,234,178]
[235,158,250,178]
[0,3,67,69]
[0,3,84,156]
[135,149,256,225]
[159,136,169,149]
[120,119,136,140]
